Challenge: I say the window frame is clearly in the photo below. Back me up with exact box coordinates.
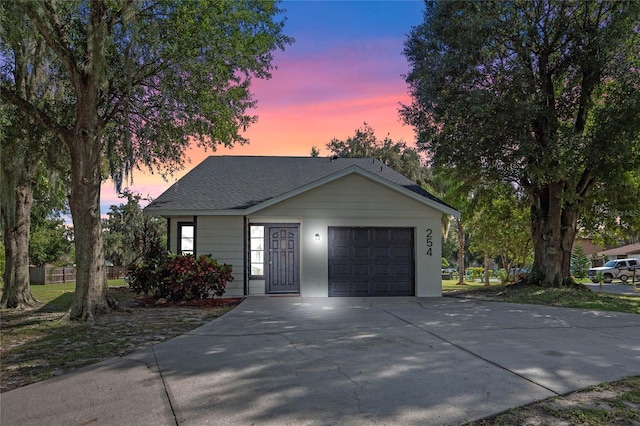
[249,224,265,278]
[177,221,195,256]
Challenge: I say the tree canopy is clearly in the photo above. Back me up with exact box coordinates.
[102,191,166,267]
[403,0,640,287]
[0,0,292,320]
[325,123,425,184]
[0,2,70,308]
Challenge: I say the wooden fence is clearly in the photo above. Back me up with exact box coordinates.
[29,266,127,284]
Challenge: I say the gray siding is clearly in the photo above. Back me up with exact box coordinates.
[258,174,439,219]
[196,216,245,297]
[251,174,444,297]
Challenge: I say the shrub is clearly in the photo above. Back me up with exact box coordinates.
[496,269,508,284]
[466,267,484,281]
[128,253,233,301]
[128,254,167,296]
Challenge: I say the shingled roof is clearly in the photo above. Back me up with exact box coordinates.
[144,156,458,216]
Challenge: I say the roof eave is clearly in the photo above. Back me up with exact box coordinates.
[143,208,247,217]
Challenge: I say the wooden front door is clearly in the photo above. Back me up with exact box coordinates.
[267,225,300,294]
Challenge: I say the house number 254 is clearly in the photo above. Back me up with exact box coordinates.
[426,228,433,256]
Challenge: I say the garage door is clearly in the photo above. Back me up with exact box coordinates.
[328,227,415,297]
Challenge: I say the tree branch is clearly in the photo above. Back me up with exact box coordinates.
[576,168,593,198]
[22,0,83,92]
[0,87,70,143]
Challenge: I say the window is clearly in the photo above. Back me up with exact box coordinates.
[178,222,194,255]
[249,225,264,277]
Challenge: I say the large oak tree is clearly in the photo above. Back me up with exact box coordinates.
[1,0,292,320]
[0,2,68,309]
[403,1,640,287]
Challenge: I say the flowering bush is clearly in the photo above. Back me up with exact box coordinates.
[128,253,233,301]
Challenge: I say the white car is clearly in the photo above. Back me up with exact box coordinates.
[588,258,640,283]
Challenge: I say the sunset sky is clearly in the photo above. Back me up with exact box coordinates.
[101,0,426,213]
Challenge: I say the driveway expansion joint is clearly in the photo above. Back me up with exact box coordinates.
[151,346,179,426]
[377,307,562,396]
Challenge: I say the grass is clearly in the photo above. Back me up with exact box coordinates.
[468,376,640,426]
[442,279,640,314]
[0,281,236,392]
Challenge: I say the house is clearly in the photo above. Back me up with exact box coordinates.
[573,237,605,256]
[595,243,640,261]
[144,156,460,298]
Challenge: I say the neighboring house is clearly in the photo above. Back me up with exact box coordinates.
[145,156,460,298]
[595,243,640,262]
[573,237,605,257]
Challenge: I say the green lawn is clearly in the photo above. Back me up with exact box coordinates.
[443,279,640,314]
[442,279,487,290]
[29,280,127,309]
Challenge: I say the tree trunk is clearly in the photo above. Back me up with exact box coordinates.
[560,207,578,283]
[66,131,114,321]
[1,176,38,309]
[65,0,118,321]
[456,218,466,285]
[483,253,490,286]
[529,183,576,287]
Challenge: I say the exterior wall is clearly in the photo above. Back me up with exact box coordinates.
[249,174,444,297]
[166,215,245,297]
[196,216,245,297]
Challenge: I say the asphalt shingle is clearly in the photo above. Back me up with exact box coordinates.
[144,156,450,212]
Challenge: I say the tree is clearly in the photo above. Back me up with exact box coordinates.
[325,123,425,183]
[570,245,591,279]
[580,169,640,246]
[423,168,471,285]
[310,146,320,157]
[29,215,71,267]
[28,165,72,268]
[403,1,640,288]
[102,191,166,267]
[468,184,532,284]
[1,1,292,320]
[0,3,69,309]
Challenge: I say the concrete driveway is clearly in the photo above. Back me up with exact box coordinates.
[2,297,639,426]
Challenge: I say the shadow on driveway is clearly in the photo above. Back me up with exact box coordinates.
[2,297,639,426]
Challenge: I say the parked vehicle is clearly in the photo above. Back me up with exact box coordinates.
[588,258,640,283]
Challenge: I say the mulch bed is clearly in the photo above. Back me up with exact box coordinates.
[129,293,244,308]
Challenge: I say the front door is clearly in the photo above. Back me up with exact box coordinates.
[267,225,300,294]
